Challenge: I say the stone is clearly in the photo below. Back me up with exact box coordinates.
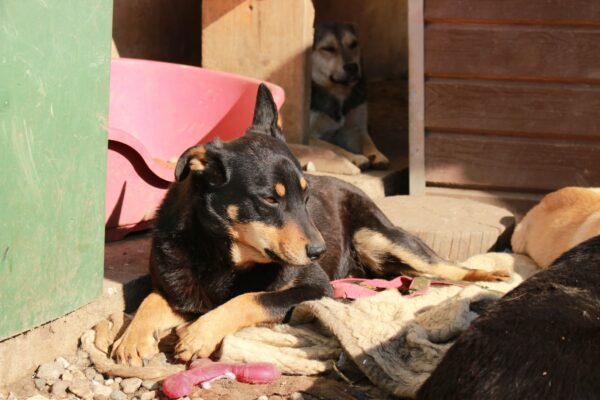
[141,381,157,391]
[34,378,47,391]
[140,392,155,400]
[69,379,93,399]
[26,396,50,400]
[114,378,122,384]
[61,371,74,381]
[290,393,303,400]
[104,379,114,386]
[71,370,87,381]
[109,390,127,400]
[37,362,65,381]
[55,357,71,369]
[92,384,112,398]
[65,355,79,365]
[256,396,268,400]
[120,378,142,394]
[94,396,109,400]
[7,393,17,400]
[51,381,71,399]
[84,368,97,380]
[93,374,104,383]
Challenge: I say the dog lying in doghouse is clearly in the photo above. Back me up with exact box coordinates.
[111,85,508,366]
[309,22,389,171]
[417,234,600,399]
[512,186,600,268]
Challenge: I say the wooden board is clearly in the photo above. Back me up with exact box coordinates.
[0,0,112,340]
[425,0,600,25]
[202,0,314,144]
[376,195,514,261]
[408,0,426,195]
[112,0,202,66]
[425,133,600,192]
[425,80,600,139]
[426,25,600,83]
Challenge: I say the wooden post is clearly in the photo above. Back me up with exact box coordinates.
[408,0,426,195]
[202,0,315,144]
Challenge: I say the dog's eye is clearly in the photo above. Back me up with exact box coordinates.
[263,196,278,205]
[349,41,358,49]
[321,46,336,53]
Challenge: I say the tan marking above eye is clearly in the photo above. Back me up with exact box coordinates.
[275,183,286,197]
[189,146,207,171]
[227,205,239,221]
[299,177,308,190]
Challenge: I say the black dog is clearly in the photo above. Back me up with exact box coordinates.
[112,85,508,366]
[418,235,600,400]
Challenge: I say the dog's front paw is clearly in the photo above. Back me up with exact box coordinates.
[111,325,159,366]
[348,154,371,171]
[175,315,225,361]
[464,268,511,282]
[368,151,390,170]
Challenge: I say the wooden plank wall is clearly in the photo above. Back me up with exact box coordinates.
[202,0,314,144]
[423,0,600,193]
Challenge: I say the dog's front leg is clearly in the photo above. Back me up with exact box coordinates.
[309,137,371,170]
[175,282,331,361]
[360,132,389,170]
[344,104,389,169]
[112,291,187,366]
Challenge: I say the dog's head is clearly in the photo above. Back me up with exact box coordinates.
[175,84,326,268]
[312,22,361,89]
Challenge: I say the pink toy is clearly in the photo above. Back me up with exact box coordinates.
[161,359,281,398]
[105,58,285,241]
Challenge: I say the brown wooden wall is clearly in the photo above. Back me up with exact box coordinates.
[423,0,600,193]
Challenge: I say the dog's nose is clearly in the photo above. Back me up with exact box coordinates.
[306,243,327,261]
[344,63,359,75]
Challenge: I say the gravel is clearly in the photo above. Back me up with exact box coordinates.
[120,378,142,394]
[36,362,65,381]
[109,390,127,400]
[30,351,168,400]
[51,380,71,398]
[68,379,93,399]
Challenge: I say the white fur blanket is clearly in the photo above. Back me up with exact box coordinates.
[220,253,538,398]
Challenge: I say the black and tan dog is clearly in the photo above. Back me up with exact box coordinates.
[112,85,507,366]
[309,22,389,171]
[418,235,600,400]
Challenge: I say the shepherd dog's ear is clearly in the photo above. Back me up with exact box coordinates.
[174,140,228,186]
[249,83,285,142]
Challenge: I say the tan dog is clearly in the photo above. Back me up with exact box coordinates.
[512,187,600,268]
[309,22,389,171]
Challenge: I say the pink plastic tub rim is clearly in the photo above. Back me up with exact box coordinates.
[105,58,285,239]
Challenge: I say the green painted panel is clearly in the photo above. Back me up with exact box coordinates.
[0,0,113,339]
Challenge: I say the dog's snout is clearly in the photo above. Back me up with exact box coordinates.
[306,243,327,261]
[343,63,359,75]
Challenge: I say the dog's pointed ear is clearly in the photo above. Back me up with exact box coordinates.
[175,142,228,186]
[250,83,285,141]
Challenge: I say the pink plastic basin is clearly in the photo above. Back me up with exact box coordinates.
[105,58,285,241]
